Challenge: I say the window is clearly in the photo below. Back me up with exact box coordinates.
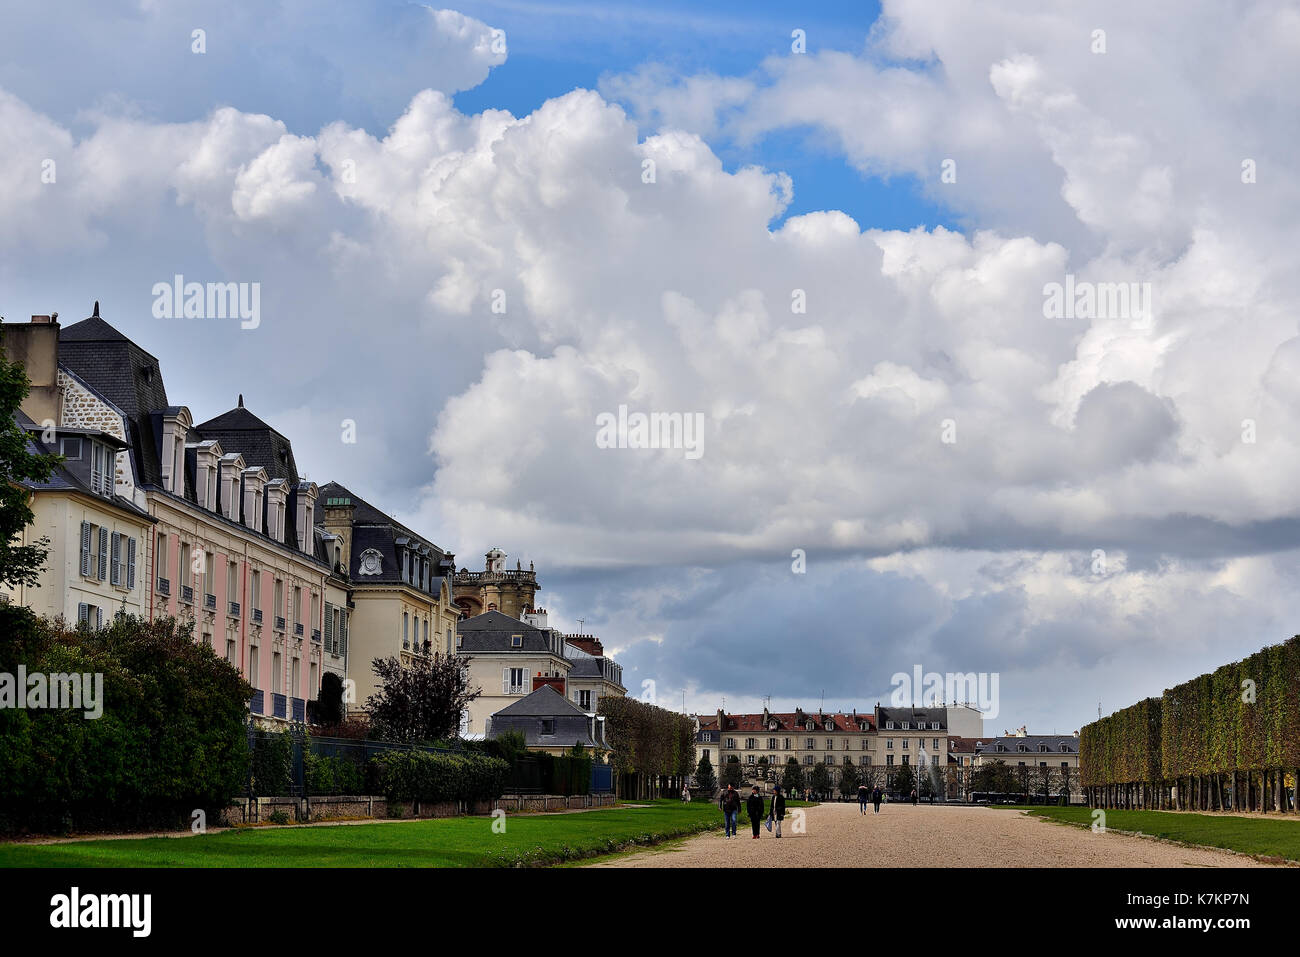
[902,755,909,766]
[403,612,409,648]
[249,647,259,689]
[803,755,813,766]
[902,739,908,749]
[180,542,191,589]
[293,586,302,629]
[111,532,123,585]
[310,662,318,697]
[227,561,238,604]
[783,737,791,750]
[767,737,777,749]
[272,652,282,694]
[60,437,83,460]
[886,754,894,766]
[886,739,894,749]
[933,738,940,749]
[507,667,525,693]
[825,755,835,765]
[932,755,939,766]
[805,738,815,749]
[251,570,261,615]
[77,603,103,629]
[746,738,756,749]
[156,533,168,580]
[541,719,555,736]
[511,633,522,647]
[225,640,236,664]
[79,522,93,578]
[89,441,112,495]
[274,578,284,625]
[861,738,871,750]
[825,738,833,750]
[725,738,736,750]
[291,657,300,695]
[422,619,429,648]
[579,690,592,710]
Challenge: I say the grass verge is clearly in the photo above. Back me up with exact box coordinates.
[1007,805,1300,862]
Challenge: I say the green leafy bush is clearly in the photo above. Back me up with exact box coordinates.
[0,608,251,834]
[368,750,509,804]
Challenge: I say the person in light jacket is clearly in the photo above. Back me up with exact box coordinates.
[771,785,787,838]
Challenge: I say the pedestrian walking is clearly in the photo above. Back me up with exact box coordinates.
[746,785,765,839]
[721,784,740,838]
[872,785,882,813]
[911,788,918,806]
[771,785,787,838]
[857,783,869,814]
[681,785,690,803]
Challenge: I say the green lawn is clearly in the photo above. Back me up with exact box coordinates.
[0,799,756,868]
[1011,805,1300,862]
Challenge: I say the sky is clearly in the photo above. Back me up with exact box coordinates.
[2,0,1299,735]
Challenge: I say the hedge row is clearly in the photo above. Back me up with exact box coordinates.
[1081,635,1300,786]
[368,750,509,804]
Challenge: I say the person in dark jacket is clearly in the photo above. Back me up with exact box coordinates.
[872,786,882,813]
[746,786,765,839]
[857,783,869,814]
[721,784,740,838]
[911,788,918,806]
[771,785,787,838]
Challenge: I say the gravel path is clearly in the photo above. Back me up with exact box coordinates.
[590,802,1284,868]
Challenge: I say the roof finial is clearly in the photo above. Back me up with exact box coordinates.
[92,300,100,318]
[238,394,244,408]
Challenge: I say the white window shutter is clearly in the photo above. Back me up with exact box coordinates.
[110,532,122,586]
[78,603,89,625]
[97,527,109,581]
[502,667,510,694]
[80,522,92,577]
[127,537,137,590]
[95,606,103,630]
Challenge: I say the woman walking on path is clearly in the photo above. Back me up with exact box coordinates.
[857,783,869,814]
[746,786,765,839]
[771,785,787,837]
[720,785,740,838]
[872,786,882,813]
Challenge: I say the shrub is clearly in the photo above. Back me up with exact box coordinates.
[368,750,509,804]
[0,609,252,834]
[250,730,294,796]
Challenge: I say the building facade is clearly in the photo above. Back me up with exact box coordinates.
[452,548,538,619]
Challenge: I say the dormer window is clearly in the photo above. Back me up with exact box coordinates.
[511,634,522,647]
[88,440,113,496]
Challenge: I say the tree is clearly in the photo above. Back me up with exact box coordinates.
[809,761,832,797]
[365,653,480,744]
[313,672,346,726]
[838,762,860,798]
[694,751,717,794]
[782,757,805,793]
[0,328,59,590]
[721,754,744,789]
[892,763,915,796]
[919,764,937,799]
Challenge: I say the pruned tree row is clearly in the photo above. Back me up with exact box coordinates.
[1080,635,1300,812]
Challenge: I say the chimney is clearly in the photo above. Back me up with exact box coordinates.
[2,315,63,425]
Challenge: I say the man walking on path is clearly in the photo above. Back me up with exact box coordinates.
[771,785,787,838]
[857,783,869,814]
[872,786,882,813]
[721,784,740,838]
[911,788,918,806]
[746,786,765,839]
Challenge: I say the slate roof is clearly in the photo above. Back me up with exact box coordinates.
[58,312,170,489]
[494,684,587,717]
[974,735,1078,755]
[12,413,153,522]
[877,706,947,731]
[456,610,559,653]
[489,686,609,749]
[56,309,320,561]
[194,404,299,483]
[317,480,454,588]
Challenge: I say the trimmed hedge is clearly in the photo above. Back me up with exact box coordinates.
[368,750,509,804]
[304,752,365,796]
[1081,634,1300,789]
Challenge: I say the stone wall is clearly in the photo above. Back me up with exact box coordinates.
[58,369,135,497]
